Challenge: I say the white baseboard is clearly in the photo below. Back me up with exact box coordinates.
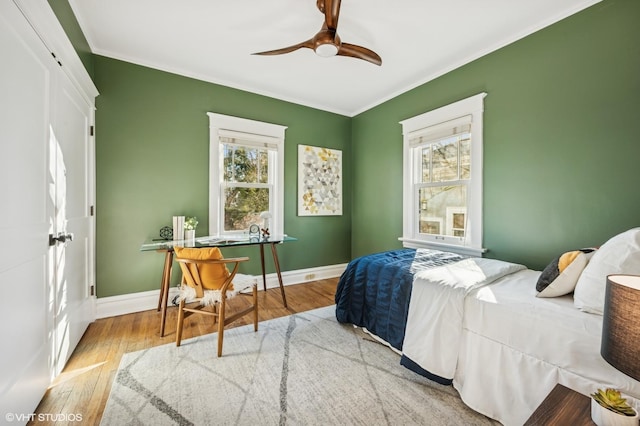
[96,263,347,319]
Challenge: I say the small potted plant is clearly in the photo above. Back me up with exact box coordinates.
[591,388,638,426]
[184,217,198,241]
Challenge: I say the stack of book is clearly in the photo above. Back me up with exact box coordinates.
[172,216,185,241]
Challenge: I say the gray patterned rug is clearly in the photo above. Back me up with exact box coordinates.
[101,306,497,425]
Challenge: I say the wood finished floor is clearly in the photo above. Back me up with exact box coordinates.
[29,278,338,425]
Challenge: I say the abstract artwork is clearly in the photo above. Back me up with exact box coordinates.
[298,145,342,216]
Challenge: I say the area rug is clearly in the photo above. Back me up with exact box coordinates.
[101,306,496,425]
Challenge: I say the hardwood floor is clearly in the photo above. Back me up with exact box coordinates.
[29,278,338,425]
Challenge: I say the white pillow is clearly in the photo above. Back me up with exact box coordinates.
[574,228,640,314]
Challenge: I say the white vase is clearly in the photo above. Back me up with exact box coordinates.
[184,229,195,240]
[591,398,639,426]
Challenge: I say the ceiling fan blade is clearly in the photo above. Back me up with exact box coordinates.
[255,0,380,66]
[252,39,314,56]
[317,0,341,30]
[337,43,382,66]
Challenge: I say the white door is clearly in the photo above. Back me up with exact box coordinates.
[0,1,56,417]
[50,67,94,376]
[0,0,95,417]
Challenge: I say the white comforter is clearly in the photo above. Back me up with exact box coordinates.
[401,257,526,380]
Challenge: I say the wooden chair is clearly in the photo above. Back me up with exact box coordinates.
[174,250,258,357]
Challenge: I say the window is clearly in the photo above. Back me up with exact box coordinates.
[399,93,486,256]
[208,113,287,236]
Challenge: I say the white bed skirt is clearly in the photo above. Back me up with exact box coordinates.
[448,269,640,425]
[455,330,572,425]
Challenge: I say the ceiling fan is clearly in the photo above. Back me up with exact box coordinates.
[253,0,382,66]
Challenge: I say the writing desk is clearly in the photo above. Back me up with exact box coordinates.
[141,235,296,336]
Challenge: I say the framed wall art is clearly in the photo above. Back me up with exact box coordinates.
[298,145,342,216]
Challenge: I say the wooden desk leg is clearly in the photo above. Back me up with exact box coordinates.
[157,249,169,311]
[159,250,173,337]
[270,243,288,308]
[259,244,267,292]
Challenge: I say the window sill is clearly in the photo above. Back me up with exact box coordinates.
[398,237,487,257]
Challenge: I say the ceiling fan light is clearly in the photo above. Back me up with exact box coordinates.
[315,43,338,57]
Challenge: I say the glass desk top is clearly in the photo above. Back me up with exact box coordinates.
[140,235,297,252]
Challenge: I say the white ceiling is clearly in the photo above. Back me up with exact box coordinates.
[69,0,600,117]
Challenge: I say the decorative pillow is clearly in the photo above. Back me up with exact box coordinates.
[574,228,640,314]
[174,247,231,291]
[536,248,596,298]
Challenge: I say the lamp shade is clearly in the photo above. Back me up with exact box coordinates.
[601,274,640,381]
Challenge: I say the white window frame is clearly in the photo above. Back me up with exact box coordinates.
[399,93,487,256]
[208,113,287,237]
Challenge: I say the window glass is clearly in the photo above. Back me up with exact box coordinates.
[417,132,471,238]
[431,138,459,182]
[420,147,431,183]
[418,185,467,238]
[460,136,471,180]
[223,187,269,232]
[223,143,269,184]
[222,143,271,233]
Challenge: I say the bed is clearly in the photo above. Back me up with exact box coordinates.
[335,228,640,425]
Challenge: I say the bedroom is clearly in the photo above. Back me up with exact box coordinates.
[1,0,639,424]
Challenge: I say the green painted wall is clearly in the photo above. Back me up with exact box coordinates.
[351,0,640,270]
[93,56,352,297]
[47,0,94,78]
[53,0,638,296]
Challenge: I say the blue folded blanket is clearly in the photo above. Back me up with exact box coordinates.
[335,248,464,351]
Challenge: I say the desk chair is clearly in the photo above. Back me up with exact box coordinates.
[174,247,258,357]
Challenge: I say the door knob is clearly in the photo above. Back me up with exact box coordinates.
[60,233,74,243]
[49,232,74,246]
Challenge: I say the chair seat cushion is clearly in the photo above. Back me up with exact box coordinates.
[174,246,230,290]
[179,274,257,306]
